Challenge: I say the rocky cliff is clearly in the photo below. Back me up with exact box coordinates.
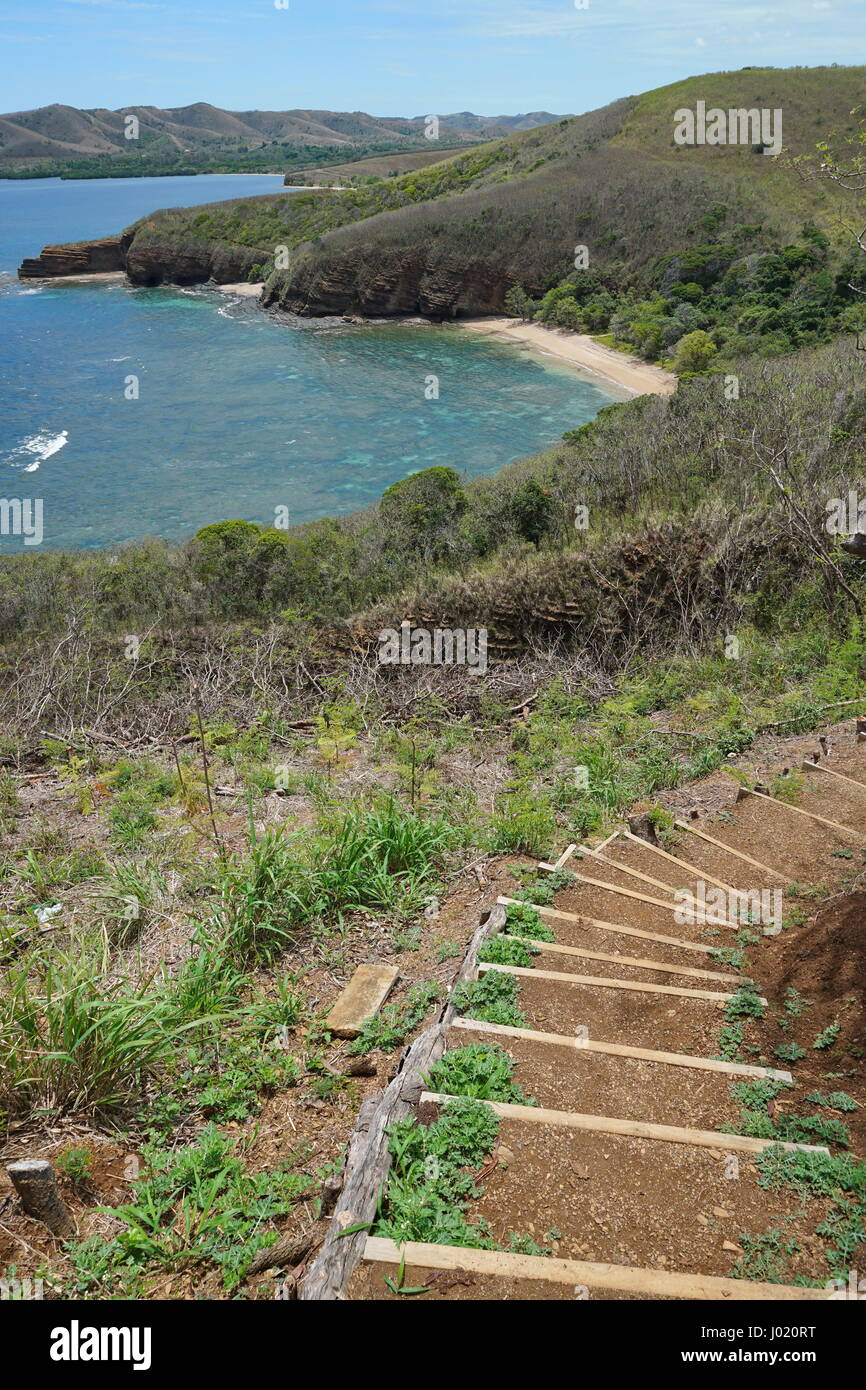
[18,233,133,278]
[261,246,510,319]
[18,230,260,286]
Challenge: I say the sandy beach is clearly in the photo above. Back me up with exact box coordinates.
[459,317,677,397]
[217,282,264,297]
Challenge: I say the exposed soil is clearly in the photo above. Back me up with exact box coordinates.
[351,736,866,1301]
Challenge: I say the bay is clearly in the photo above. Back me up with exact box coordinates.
[0,174,621,552]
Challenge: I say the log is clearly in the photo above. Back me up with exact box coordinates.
[450,1017,794,1081]
[503,933,742,982]
[477,960,747,1004]
[246,1232,315,1277]
[6,1159,76,1239]
[300,903,507,1300]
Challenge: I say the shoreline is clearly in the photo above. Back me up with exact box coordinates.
[217,281,264,297]
[457,317,677,397]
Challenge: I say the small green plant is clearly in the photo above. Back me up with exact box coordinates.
[806,1090,860,1112]
[754,1146,866,1278]
[348,982,439,1055]
[452,971,526,1028]
[784,987,812,1018]
[813,1021,841,1051]
[489,789,556,856]
[478,937,537,969]
[732,1227,800,1283]
[724,985,766,1021]
[774,1041,807,1064]
[55,1145,94,1187]
[425,1043,534,1104]
[67,1125,312,1294]
[504,902,555,940]
[375,1097,501,1249]
[771,772,803,805]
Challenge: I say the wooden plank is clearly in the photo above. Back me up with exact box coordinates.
[745,788,862,839]
[503,933,742,983]
[567,867,740,929]
[674,820,786,879]
[540,831,617,873]
[802,760,866,792]
[478,960,751,1004]
[420,1093,828,1156]
[362,1237,833,1300]
[325,964,400,1039]
[620,830,740,896]
[450,1017,794,1082]
[577,844,686,898]
[497,897,718,956]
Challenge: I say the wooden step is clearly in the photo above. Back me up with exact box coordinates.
[362,1237,833,1300]
[743,787,861,839]
[420,1092,829,1157]
[478,960,756,1005]
[497,898,717,955]
[674,820,786,879]
[449,1017,794,1082]
[503,933,743,983]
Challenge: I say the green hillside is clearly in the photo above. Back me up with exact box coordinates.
[108,67,865,325]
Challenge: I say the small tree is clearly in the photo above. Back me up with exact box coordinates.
[504,285,533,321]
[510,479,556,548]
[673,329,718,373]
[380,466,467,562]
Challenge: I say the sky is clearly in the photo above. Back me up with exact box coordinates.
[0,0,863,117]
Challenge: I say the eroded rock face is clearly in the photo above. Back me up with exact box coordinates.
[125,237,261,287]
[263,248,510,319]
[18,230,260,287]
[18,233,133,279]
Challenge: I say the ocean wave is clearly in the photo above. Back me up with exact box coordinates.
[6,429,69,472]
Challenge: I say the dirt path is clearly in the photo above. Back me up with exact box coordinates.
[349,728,866,1301]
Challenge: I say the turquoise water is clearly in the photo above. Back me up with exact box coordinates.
[0,175,622,552]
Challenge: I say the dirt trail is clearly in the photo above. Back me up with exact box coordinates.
[349,735,866,1301]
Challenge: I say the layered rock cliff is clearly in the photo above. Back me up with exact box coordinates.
[18,230,261,287]
[261,246,510,319]
[18,233,133,278]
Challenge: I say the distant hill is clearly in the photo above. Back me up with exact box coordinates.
[20,66,866,334]
[261,66,866,316]
[0,102,566,168]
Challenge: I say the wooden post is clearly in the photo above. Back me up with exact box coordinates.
[6,1160,76,1239]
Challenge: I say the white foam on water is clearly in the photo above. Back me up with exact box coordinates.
[6,429,69,472]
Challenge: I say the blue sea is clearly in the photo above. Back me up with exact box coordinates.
[0,174,622,552]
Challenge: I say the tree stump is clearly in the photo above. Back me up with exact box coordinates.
[6,1160,76,1239]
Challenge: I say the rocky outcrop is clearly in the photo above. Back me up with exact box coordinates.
[124,235,262,287]
[18,228,264,287]
[263,247,511,320]
[18,232,133,279]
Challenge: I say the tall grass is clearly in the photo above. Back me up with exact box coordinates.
[0,795,456,1127]
[211,796,457,966]
[0,938,181,1122]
